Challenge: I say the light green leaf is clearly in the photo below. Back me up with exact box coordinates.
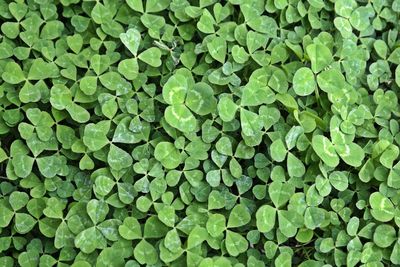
[107,144,133,170]
[218,96,238,122]
[2,62,25,84]
[163,74,189,105]
[165,104,197,133]
[225,230,248,256]
[228,204,251,228]
[118,217,142,240]
[186,82,217,115]
[312,135,339,167]
[240,109,263,136]
[293,67,316,96]
[241,82,275,106]
[369,192,395,222]
[120,28,141,56]
[270,139,287,162]
[87,199,109,225]
[154,142,182,169]
[206,214,226,237]
[335,143,365,167]
[83,121,110,151]
[256,205,276,233]
[15,213,37,234]
[75,226,106,254]
[12,154,35,178]
[306,44,332,73]
[287,152,305,178]
[138,47,162,67]
[134,239,158,265]
[207,37,227,63]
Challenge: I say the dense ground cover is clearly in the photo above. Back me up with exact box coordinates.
[1,0,400,266]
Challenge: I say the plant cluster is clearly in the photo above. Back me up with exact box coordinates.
[1,0,400,266]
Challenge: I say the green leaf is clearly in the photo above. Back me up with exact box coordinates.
[43,197,65,219]
[9,191,29,211]
[28,59,59,80]
[80,76,97,95]
[240,109,263,136]
[138,47,162,67]
[50,84,72,110]
[218,96,238,122]
[2,62,25,84]
[187,226,208,249]
[0,202,14,228]
[162,73,189,105]
[278,210,303,238]
[118,58,139,80]
[241,82,275,106]
[165,104,197,133]
[335,143,365,167]
[207,37,227,63]
[329,171,348,191]
[164,228,182,253]
[120,28,141,56]
[293,67,316,96]
[256,205,276,233]
[317,68,346,94]
[37,155,61,178]
[197,9,215,34]
[186,82,217,115]
[75,227,106,254]
[87,199,109,225]
[83,121,110,151]
[154,142,181,169]
[232,45,249,64]
[134,239,158,265]
[287,153,305,178]
[270,139,287,162]
[247,16,278,37]
[206,214,226,237]
[304,207,325,230]
[158,205,175,227]
[225,230,248,256]
[312,135,339,167]
[107,144,133,170]
[15,213,37,234]
[369,192,395,222]
[119,217,142,240]
[373,224,396,248]
[66,34,83,54]
[126,0,144,12]
[146,0,170,12]
[12,154,35,178]
[66,103,90,123]
[228,204,251,228]
[306,44,332,73]
[268,181,294,208]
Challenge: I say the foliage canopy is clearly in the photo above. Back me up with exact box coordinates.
[1,0,400,266]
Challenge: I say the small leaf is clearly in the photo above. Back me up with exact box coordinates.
[228,204,251,228]
[154,142,182,169]
[107,144,133,170]
[312,135,339,167]
[138,47,162,67]
[165,104,197,133]
[120,28,141,56]
[306,44,332,73]
[207,37,227,63]
[256,205,276,233]
[293,67,316,96]
[225,230,248,256]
